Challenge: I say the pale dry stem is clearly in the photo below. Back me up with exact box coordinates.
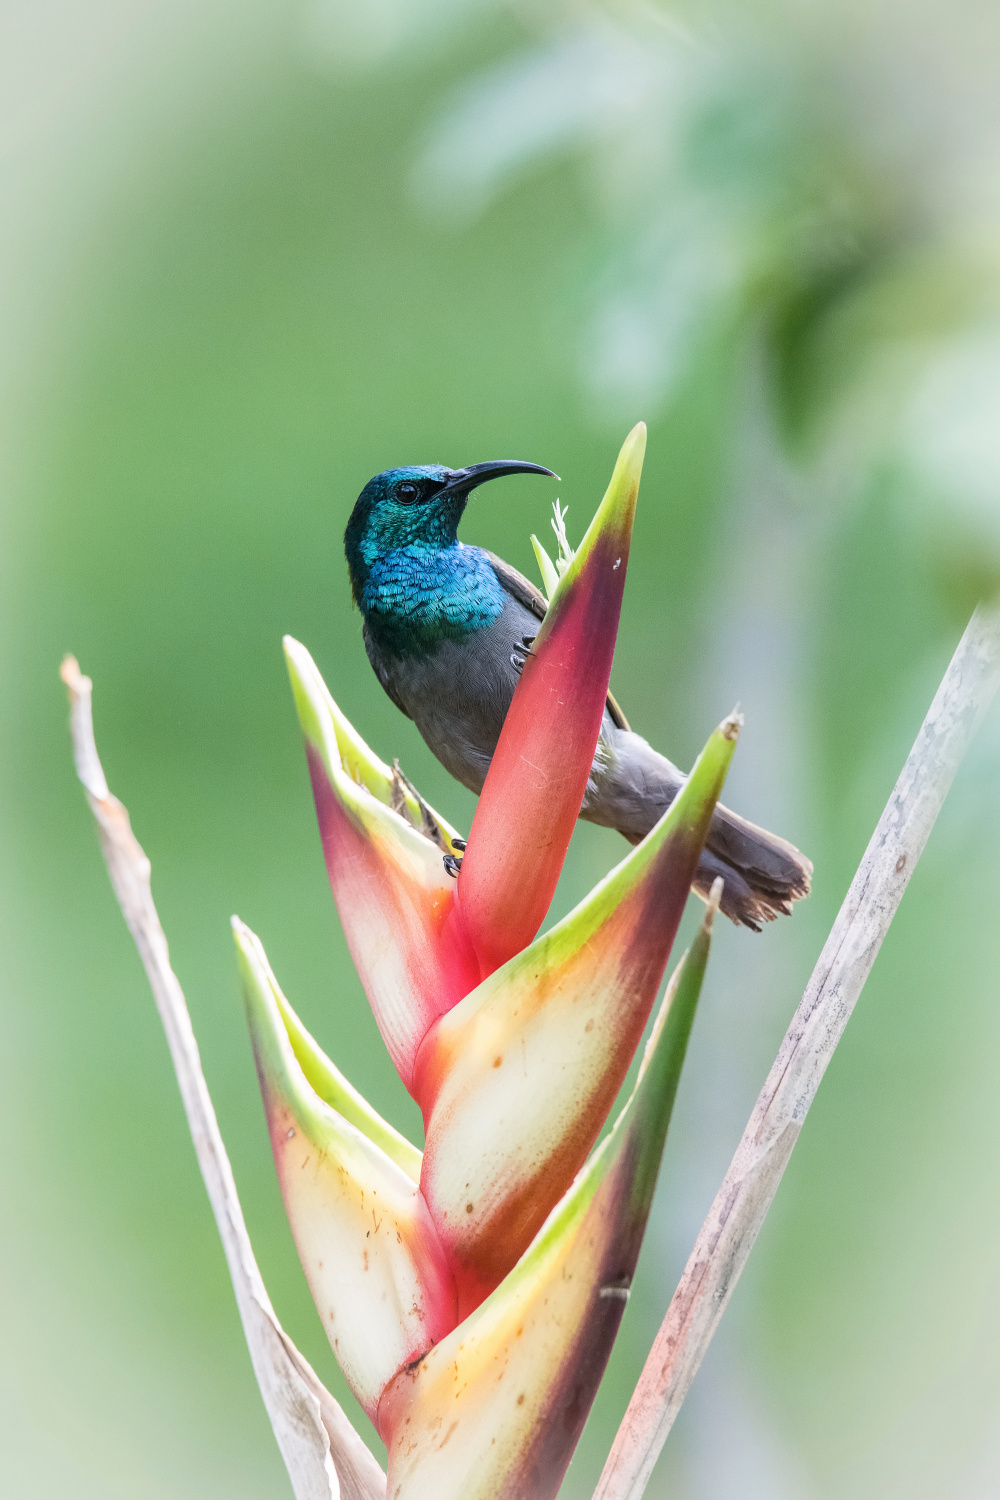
[60,656,386,1500]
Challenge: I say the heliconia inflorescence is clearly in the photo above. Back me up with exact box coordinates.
[234,425,740,1498]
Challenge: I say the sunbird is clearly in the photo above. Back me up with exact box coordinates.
[345,460,811,928]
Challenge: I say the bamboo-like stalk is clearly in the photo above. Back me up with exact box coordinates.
[60,656,386,1500]
[593,600,1000,1500]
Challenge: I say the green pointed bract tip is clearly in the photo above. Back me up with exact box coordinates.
[542,419,645,625]
[267,962,423,1184]
[380,896,717,1500]
[232,919,455,1420]
[623,876,720,1215]
[457,424,646,978]
[282,635,462,850]
[416,712,737,1306]
[530,534,559,602]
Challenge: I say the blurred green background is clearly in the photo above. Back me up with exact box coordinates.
[4,2,1000,1495]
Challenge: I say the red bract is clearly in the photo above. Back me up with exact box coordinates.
[457,421,645,975]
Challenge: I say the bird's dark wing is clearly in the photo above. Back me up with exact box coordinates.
[484,550,631,732]
[484,549,549,623]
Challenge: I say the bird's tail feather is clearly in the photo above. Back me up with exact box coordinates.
[693,828,810,931]
[582,726,812,931]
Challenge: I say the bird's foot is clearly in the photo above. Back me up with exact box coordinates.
[442,838,466,877]
[510,634,536,674]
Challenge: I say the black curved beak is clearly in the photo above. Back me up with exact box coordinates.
[436,460,559,501]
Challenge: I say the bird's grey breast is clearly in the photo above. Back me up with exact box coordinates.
[364,593,539,795]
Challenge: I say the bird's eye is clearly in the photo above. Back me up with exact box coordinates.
[395,482,419,503]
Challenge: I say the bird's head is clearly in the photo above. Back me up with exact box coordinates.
[345,461,556,600]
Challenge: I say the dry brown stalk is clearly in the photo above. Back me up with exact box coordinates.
[60,655,386,1500]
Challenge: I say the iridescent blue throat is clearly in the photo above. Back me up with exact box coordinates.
[360,542,504,659]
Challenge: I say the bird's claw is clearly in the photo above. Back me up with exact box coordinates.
[442,853,463,879]
[510,634,536,674]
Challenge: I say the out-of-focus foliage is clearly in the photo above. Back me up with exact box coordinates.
[3,2,1000,1498]
[400,0,1000,593]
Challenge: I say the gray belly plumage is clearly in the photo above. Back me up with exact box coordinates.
[364,595,537,796]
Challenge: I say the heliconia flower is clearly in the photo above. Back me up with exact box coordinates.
[283,637,481,1093]
[457,422,647,976]
[415,713,739,1312]
[233,918,456,1422]
[233,427,749,1499]
[379,889,720,1500]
